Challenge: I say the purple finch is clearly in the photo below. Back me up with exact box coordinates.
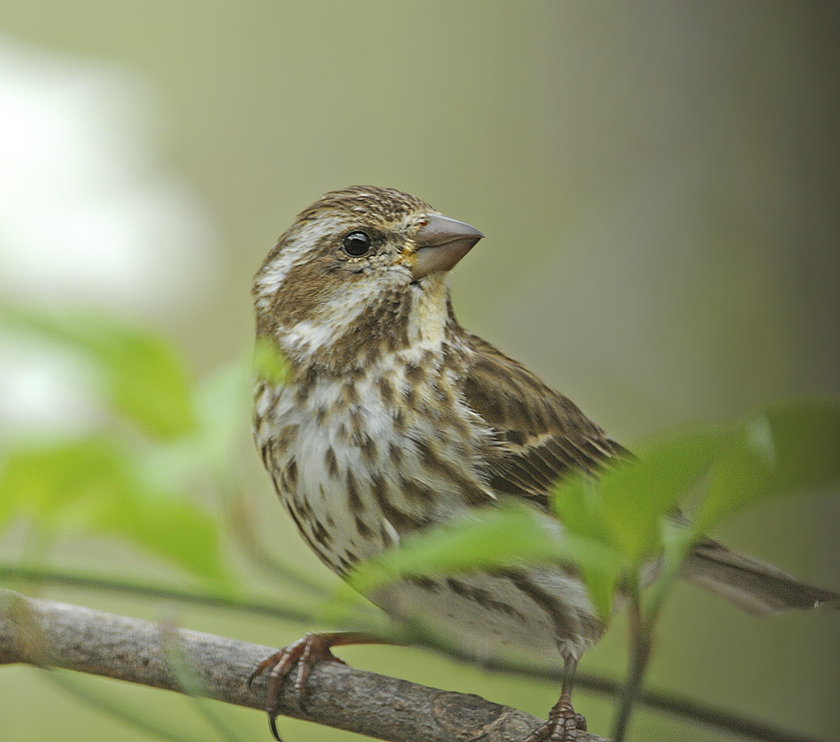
[251,186,837,741]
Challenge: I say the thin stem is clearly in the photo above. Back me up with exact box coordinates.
[0,562,322,624]
[611,576,654,741]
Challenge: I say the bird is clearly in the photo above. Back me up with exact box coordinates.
[249,185,838,741]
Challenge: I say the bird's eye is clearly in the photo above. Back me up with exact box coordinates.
[342,231,371,257]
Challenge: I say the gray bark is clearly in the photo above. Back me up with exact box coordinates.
[0,590,611,742]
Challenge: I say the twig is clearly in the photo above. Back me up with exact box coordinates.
[0,567,828,742]
[611,581,652,741]
[0,591,611,742]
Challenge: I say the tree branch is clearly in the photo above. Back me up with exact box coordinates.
[0,591,612,742]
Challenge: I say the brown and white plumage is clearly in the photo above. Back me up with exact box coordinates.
[460,333,629,507]
[251,185,837,741]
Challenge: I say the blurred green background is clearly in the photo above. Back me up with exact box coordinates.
[0,2,838,741]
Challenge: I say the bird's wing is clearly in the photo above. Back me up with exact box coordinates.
[461,333,629,511]
[459,336,840,615]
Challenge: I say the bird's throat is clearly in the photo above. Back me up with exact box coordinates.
[407,274,451,346]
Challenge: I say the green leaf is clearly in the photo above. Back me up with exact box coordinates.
[0,438,128,528]
[0,437,229,585]
[579,557,628,623]
[253,336,291,386]
[642,519,698,619]
[555,425,730,565]
[696,399,840,532]
[0,306,196,439]
[193,356,254,476]
[550,475,613,545]
[349,503,625,620]
[97,484,231,587]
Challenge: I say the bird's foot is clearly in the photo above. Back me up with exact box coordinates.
[247,632,349,742]
[521,692,586,742]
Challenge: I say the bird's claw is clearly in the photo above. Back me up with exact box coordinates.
[521,692,586,742]
[247,632,348,742]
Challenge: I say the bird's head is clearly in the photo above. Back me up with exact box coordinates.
[253,186,483,373]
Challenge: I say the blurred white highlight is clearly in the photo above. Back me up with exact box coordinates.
[0,34,219,438]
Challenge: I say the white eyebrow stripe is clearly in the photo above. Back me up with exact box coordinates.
[253,215,347,309]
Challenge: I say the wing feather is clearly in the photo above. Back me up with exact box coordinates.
[461,333,628,510]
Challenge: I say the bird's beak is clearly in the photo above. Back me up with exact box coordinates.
[411,214,484,280]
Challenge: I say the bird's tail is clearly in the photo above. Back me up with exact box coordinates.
[681,540,839,615]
